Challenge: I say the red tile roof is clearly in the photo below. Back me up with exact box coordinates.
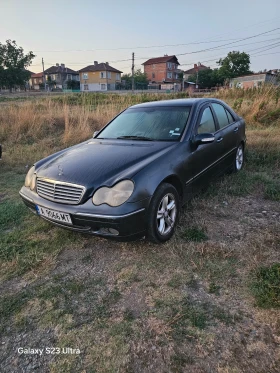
[31,72,44,78]
[142,55,180,65]
[184,64,209,74]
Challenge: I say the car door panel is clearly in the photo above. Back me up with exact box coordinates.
[210,103,238,171]
[187,105,224,194]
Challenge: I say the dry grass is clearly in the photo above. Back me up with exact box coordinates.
[214,85,280,127]
[0,87,279,168]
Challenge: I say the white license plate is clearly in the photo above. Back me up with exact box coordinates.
[36,205,73,225]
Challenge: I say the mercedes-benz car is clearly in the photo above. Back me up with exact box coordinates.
[20,98,246,243]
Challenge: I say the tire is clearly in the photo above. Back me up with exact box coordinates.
[232,143,244,173]
[147,183,180,244]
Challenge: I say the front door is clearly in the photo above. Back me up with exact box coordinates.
[187,104,224,194]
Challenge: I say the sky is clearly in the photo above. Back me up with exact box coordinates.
[1,0,280,74]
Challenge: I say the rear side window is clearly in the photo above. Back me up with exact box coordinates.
[225,109,235,124]
[197,107,216,134]
[212,103,229,129]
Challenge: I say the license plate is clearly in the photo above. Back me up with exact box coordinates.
[36,205,73,225]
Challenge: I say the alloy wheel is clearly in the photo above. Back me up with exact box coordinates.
[156,193,177,236]
[236,145,244,171]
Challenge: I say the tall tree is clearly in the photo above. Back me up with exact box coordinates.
[217,51,251,80]
[0,40,35,90]
[121,69,148,89]
[188,68,223,88]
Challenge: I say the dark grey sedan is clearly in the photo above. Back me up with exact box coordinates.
[20,98,246,243]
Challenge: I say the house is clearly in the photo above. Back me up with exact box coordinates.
[44,64,79,89]
[30,72,44,90]
[183,63,210,82]
[142,55,181,89]
[79,62,122,91]
[229,72,279,89]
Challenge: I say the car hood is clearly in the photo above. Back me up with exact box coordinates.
[36,139,177,191]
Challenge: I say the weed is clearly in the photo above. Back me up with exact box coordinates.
[123,309,135,322]
[171,351,194,371]
[250,263,280,308]
[167,274,183,288]
[209,282,221,295]
[0,199,27,231]
[181,227,208,242]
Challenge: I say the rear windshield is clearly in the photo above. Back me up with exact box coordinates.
[97,106,192,141]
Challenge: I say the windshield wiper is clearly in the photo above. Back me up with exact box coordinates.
[117,135,154,141]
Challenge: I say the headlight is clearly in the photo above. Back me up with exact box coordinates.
[92,180,134,207]
[25,166,36,190]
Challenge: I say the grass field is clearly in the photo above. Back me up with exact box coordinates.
[0,87,280,372]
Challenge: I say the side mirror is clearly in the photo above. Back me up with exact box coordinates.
[192,133,215,148]
[93,131,99,138]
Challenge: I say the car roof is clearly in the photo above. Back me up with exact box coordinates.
[129,98,223,109]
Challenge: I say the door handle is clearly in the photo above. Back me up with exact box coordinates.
[216,137,223,143]
[233,127,239,132]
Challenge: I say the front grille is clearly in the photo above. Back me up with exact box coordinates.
[37,178,85,205]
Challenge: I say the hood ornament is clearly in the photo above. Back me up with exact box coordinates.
[58,165,64,176]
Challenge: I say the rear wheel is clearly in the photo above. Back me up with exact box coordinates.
[233,143,244,172]
[147,183,180,243]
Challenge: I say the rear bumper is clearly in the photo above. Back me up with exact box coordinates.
[19,187,150,241]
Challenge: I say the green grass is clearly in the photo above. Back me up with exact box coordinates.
[204,168,280,201]
[250,263,280,308]
[0,289,32,325]
[264,180,280,201]
[170,351,195,371]
[208,282,221,295]
[181,227,208,242]
[0,199,28,230]
[167,274,184,288]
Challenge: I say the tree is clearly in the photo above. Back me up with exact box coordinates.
[0,40,35,90]
[66,80,80,90]
[46,76,56,90]
[188,68,223,89]
[120,69,148,89]
[217,51,251,80]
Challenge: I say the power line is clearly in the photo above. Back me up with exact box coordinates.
[195,15,280,42]
[250,43,280,55]
[30,35,280,69]
[32,34,280,53]
[31,17,280,53]
[135,27,280,61]
[251,50,280,57]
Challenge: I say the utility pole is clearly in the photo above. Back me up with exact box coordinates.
[131,52,135,92]
[195,62,200,89]
[42,58,46,91]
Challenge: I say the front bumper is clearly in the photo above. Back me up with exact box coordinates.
[19,187,150,241]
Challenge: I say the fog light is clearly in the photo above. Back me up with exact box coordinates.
[108,228,119,236]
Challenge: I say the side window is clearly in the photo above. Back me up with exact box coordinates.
[225,109,235,124]
[197,107,216,134]
[212,103,229,129]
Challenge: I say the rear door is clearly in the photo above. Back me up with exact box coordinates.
[211,102,240,170]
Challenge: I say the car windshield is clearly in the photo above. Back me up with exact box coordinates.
[97,106,192,141]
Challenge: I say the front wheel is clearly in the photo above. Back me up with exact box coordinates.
[147,183,180,244]
[233,143,244,173]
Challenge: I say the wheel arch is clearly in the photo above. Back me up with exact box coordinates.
[160,175,184,201]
